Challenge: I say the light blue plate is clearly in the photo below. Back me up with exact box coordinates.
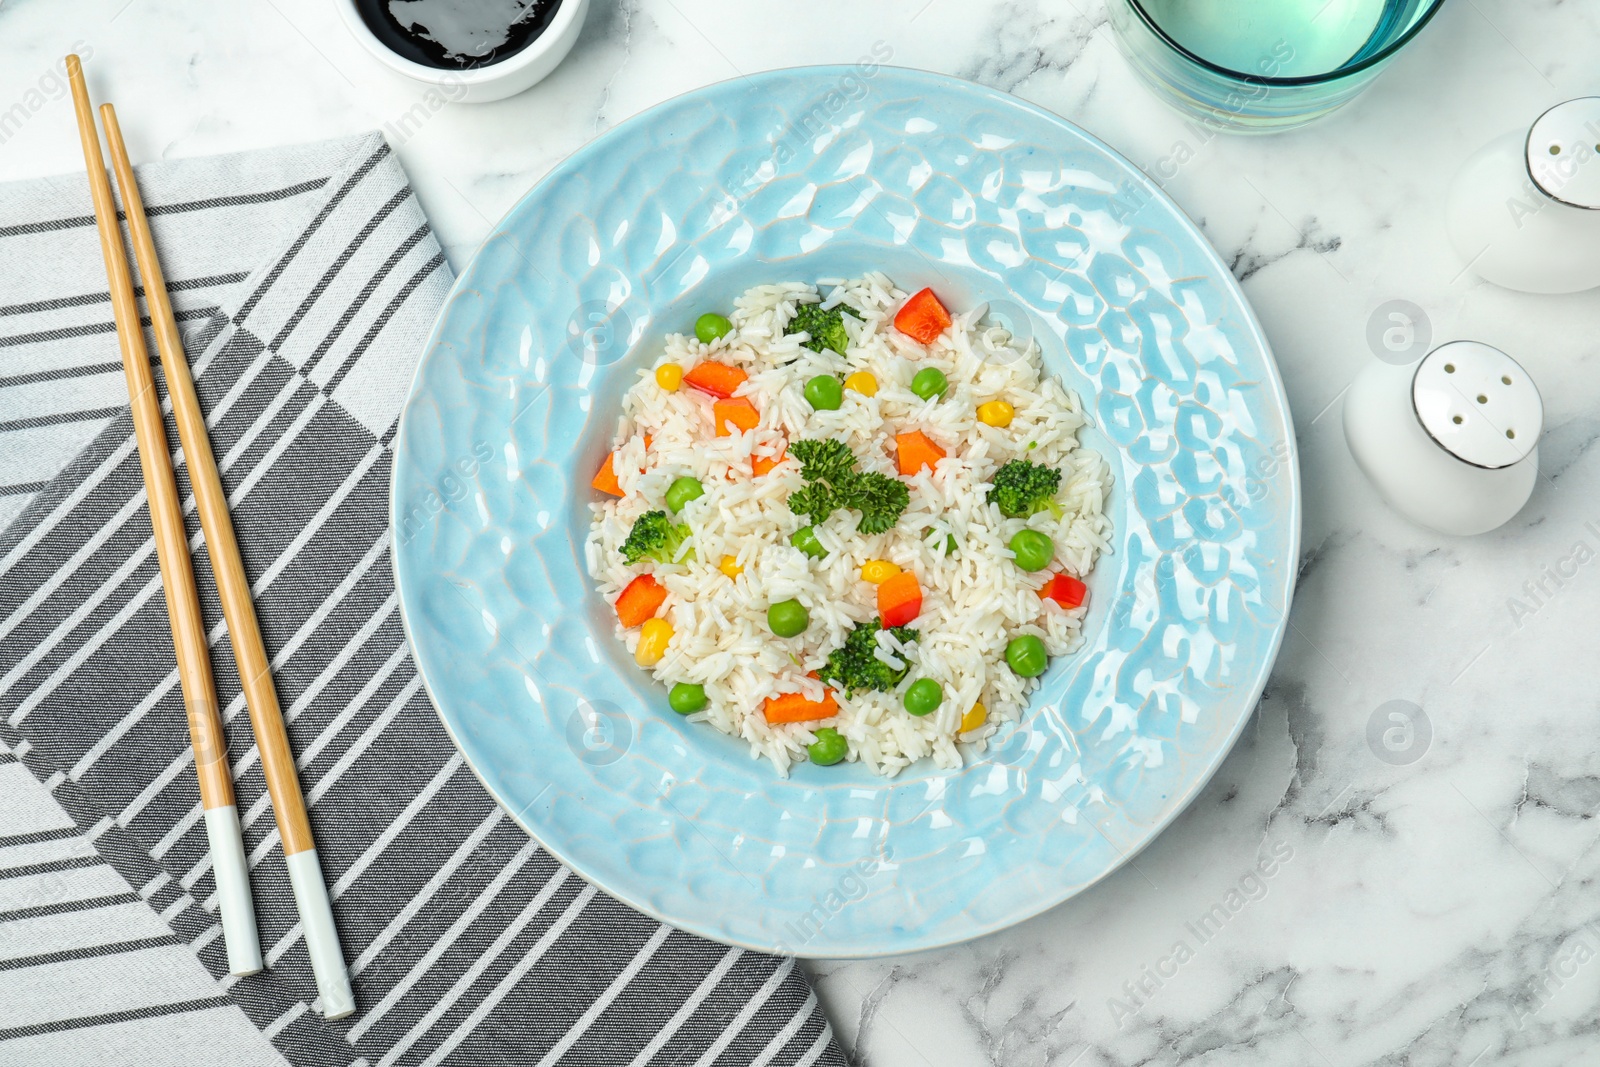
[392,65,1300,958]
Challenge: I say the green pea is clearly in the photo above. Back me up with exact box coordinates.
[804,374,844,411]
[910,367,948,401]
[808,727,848,766]
[664,476,705,513]
[924,527,957,555]
[695,312,733,343]
[790,525,826,559]
[903,678,943,716]
[668,682,707,715]
[768,598,810,638]
[1009,529,1054,572]
[1005,634,1048,677]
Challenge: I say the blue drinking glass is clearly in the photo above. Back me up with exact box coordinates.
[1108,0,1449,133]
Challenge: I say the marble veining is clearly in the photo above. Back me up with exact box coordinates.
[4,0,1599,1062]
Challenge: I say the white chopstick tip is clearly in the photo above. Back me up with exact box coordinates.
[322,997,357,1022]
[203,805,264,976]
[285,848,356,1019]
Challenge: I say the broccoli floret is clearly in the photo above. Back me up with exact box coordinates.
[819,622,920,696]
[619,510,694,565]
[786,439,910,534]
[786,302,857,355]
[989,459,1064,519]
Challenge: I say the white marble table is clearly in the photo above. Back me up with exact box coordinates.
[5,1,1599,1063]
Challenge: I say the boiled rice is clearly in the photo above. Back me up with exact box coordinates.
[585,275,1112,777]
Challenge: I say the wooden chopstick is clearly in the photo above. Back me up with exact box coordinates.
[97,96,355,1019]
[64,55,264,978]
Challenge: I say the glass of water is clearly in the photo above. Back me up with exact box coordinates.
[1108,0,1447,133]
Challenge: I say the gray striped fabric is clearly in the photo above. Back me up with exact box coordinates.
[0,133,841,1067]
[0,736,291,1067]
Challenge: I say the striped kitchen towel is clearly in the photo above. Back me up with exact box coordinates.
[0,131,841,1067]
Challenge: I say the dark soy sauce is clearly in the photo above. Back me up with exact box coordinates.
[354,0,563,70]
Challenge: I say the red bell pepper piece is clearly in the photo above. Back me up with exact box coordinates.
[1038,573,1087,609]
[893,288,952,345]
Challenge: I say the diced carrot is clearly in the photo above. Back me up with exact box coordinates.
[893,287,952,345]
[752,445,788,477]
[591,453,623,496]
[615,574,667,628]
[683,361,748,398]
[877,571,922,628]
[1039,573,1087,609]
[894,430,946,475]
[591,435,653,497]
[763,687,839,724]
[713,397,760,437]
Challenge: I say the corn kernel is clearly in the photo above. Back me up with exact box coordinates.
[718,554,743,578]
[977,400,1014,428]
[655,363,684,391]
[860,559,901,584]
[635,618,673,666]
[960,701,987,733]
[844,371,879,397]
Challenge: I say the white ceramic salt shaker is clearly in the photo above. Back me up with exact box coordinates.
[1344,341,1542,536]
[1447,98,1600,294]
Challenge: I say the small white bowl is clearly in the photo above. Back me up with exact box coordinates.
[335,0,590,104]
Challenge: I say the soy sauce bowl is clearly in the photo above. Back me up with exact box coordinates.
[335,0,590,104]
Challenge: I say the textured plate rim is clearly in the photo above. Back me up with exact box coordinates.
[390,64,1303,958]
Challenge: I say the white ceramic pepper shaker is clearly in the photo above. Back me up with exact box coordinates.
[1447,98,1600,294]
[1344,341,1542,536]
